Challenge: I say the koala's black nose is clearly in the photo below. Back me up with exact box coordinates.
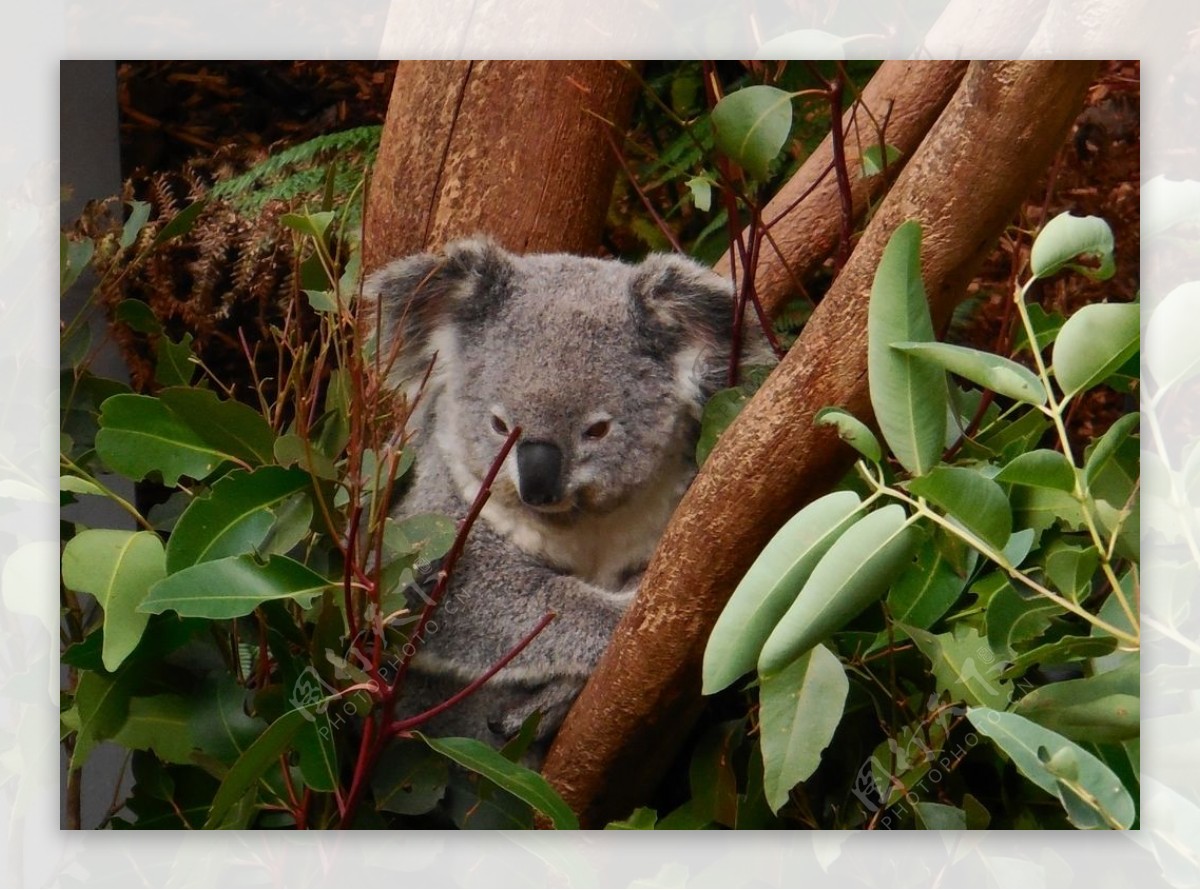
[516,440,564,506]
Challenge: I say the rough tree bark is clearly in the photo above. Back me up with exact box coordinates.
[541,60,1100,827]
[363,60,639,273]
[715,60,967,317]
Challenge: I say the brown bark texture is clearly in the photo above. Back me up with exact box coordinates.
[715,60,968,317]
[363,60,639,273]
[541,60,1100,827]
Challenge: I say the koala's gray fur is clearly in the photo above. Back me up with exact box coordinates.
[365,237,764,761]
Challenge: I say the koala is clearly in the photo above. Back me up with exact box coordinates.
[365,237,764,761]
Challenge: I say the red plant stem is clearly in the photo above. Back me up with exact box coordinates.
[602,126,685,254]
[821,64,855,275]
[338,427,520,827]
[387,611,557,736]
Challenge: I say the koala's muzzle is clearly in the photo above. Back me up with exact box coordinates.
[516,441,564,507]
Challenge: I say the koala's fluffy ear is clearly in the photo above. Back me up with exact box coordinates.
[363,237,513,391]
[631,253,772,410]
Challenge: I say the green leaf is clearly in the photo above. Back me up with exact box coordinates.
[1029,212,1115,281]
[710,85,793,180]
[159,387,276,466]
[155,333,197,387]
[60,474,106,497]
[1012,303,1067,356]
[814,406,882,462]
[984,577,1060,657]
[70,669,134,769]
[304,289,339,313]
[152,198,208,245]
[281,210,336,241]
[967,708,1134,828]
[860,143,901,177]
[704,490,862,693]
[696,385,751,466]
[868,220,946,476]
[115,299,163,334]
[61,234,95,294]
[1014,656,1139,742]
[1043,541,1100,602]
[293,715,339,794]
[112,694,196,764]
[1052,303,1139,397]
[759,644,848,813]
[685,175,713,212]
[994,449,1077,492]
[61,529,165,672]
[204,707,308,829]
[96,394,242,485]
[606,807,659,830]
[759,505,920,678]
[886,534,968,629]
[1083,412,1139,489]
[274,433,338,479]
[914,801,966,830]
[372,738,449,816]
[166,466,312,573]
[417,734,579,829]
[140,554,333,619]
[1001,635,1117,679]
[891,341,1046,406]
[907,465,1013,552]
[188,674,267,766]
[120,199,153,249]
[900,623,1012,709]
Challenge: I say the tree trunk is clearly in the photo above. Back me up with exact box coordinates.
[541,60,1099,827]
[715,60,967,317]
[363,60,639,272]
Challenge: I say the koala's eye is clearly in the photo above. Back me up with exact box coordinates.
[490,414,510,435]
[583,419,611,440]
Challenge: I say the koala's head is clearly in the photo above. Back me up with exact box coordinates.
[366,238,754,519]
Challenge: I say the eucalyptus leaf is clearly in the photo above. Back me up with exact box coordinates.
[140,554,333,619]
[995,449,1077,492]
[1029,212,1115,281]
[62,529,165,671]
[886,534,968,629]
[967,708,1134,829]
[1014,656,1139,742]
[711,85,793,180]
[154,334,196,387]
[166,466,312,572]
[867,220,946,476]
[204,707,308,829]
[96,394,241,485]
[891,341,1046,406]
[704,490,863,694]
[1052,302,1139,397]
[159,387,276,466]
[907,465,1013,552]
[759,644,849,813]
[759,505,920,678]
[860,143,901,177]
[900,623,1011,709]
[417,734,579,829]
[814,407,882,462]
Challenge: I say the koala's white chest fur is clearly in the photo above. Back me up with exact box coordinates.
[478,460,691,589]
[437,419,692,589]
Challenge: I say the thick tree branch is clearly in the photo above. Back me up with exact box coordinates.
[364,60,640,271]
[542,60,1100,827]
